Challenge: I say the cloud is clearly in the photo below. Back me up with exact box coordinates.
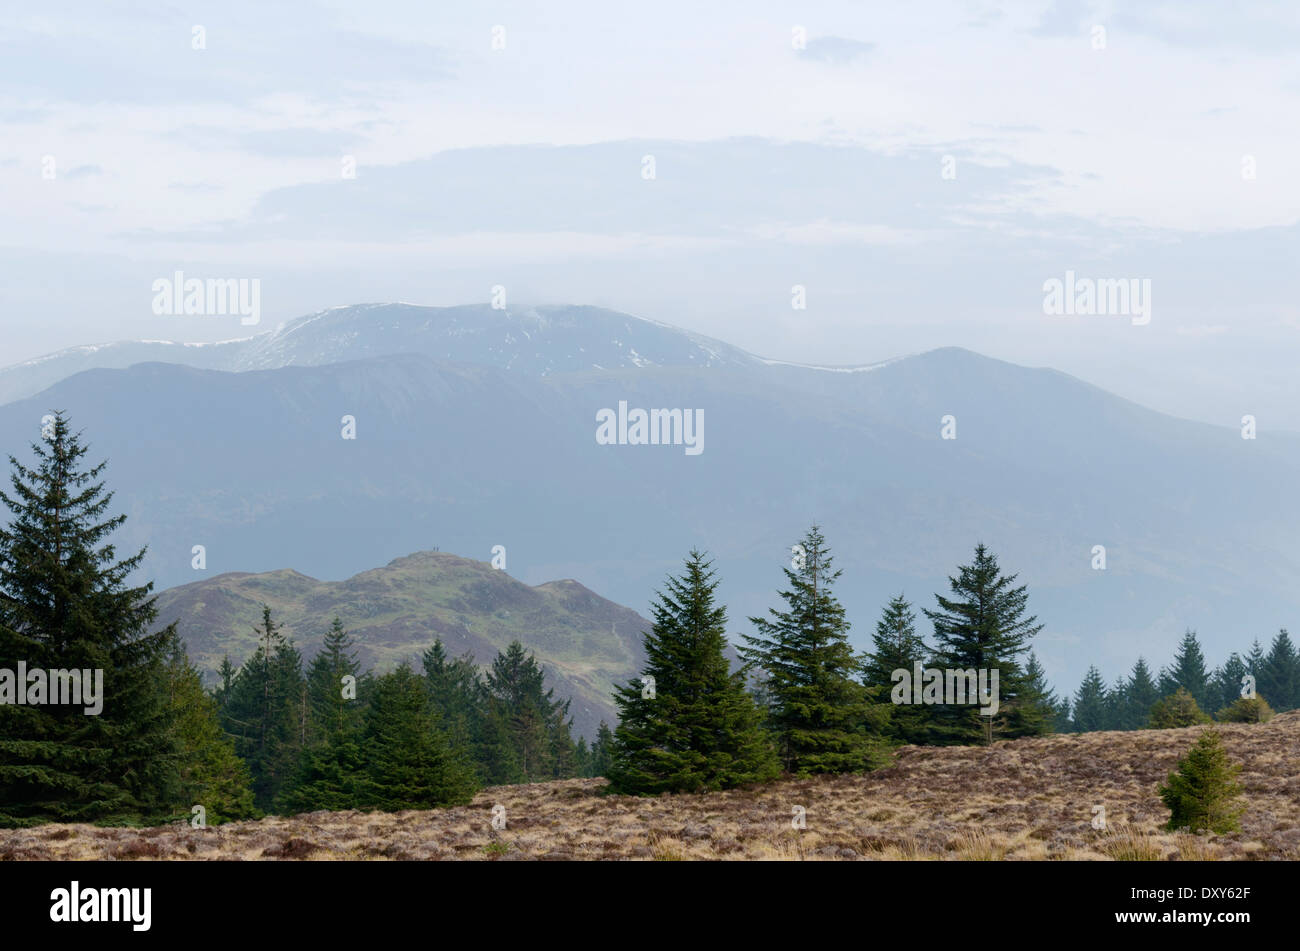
[797,35,875,65]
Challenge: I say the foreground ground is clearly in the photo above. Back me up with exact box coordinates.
[3,714,1298,860]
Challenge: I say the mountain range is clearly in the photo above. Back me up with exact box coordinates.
[2,302,1297,693]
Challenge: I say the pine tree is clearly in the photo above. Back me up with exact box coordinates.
[0,412,179,826]
[587,721,613,777]
[1071,666,1109,733]
[864,594,930,744]
[306,618,363,744]
[1003,650,1058,736]
[162,637,256,822]
[220,606,304,810]
[1258,629,1299,712]
[1053,697,1074,733]
[741,526,889,774]
[483,641,576,782]
[1159,729,1245,833]
[423,639,490,778]
[1122,657,1160,730]
[1212,653,1249,714]
[355,663,477,810]
[1159,630,1211,711]
[923,543,1043,744]
[607,550,779,794]
[1103,676,1127,731]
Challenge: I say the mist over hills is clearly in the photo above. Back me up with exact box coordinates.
[1,302,1296,692]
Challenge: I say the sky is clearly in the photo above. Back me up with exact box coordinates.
[1,0,1298,427]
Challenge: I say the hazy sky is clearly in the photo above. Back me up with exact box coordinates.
[2,0,1298,427]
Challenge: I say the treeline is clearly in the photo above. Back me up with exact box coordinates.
[211,608,613,814]
[0,413,609,827]
[604,527,1059,795]
[1060,629,1297,732]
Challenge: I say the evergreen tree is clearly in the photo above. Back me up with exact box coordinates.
[741,526,889,774]
[1003,650,1059,736]
[220,606,304,810]
[162,637,256,822]
[1053,697,1074,733]
[213,655,237,711]
[1258,629,1299,712]
[607,551,779,794]
[1159,630,1211,711]
[483,641,576,783]
[0,413,179,826]
[1122,657,1160,730]
[1148,687,1212,729]
[1102,676,1127,732]
[306,617,364,744]
[1159,729,1245,833]
[1215,695,1273,723]
[423,639,491,779]
[864,594,930,744]
[923,543,1043,744]
[1212,653,1249,714]
[355,663,477,810]
[1071,666,1109,733]
[587,721,613,777]
[1245,639,1267,681]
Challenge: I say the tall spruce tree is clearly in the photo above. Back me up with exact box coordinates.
[1258,630,1299,711]
[1122,657,1160,730]
[306,617,364,744]
[483,641,576,783]
[162,636,256,822]
[1004,651,1059,736]
[1071,666,1109,733]
[1159,630,1211,711]
[607,551,778,794]
[0,412,179,826]
[741,527,889,774]
[864,594,930,744]
[355,663,477,810]
[923,543,1043,744]
[220,606,304,810]
[423,639,489,778]
[1212,653,1249,715]
[587,721,614,777]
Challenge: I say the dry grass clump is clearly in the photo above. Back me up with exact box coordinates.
[3,712,1297,861]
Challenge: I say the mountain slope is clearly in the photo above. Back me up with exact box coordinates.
[153,551,650,740]
[1,305,1297,690]
[0,303,760,405]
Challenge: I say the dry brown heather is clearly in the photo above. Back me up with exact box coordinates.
[3,713,1298,861]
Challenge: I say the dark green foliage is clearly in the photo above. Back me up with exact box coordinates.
[741,527,890,774]
[1215,695,1273,724]
[0,413,179,826]
[1258,630,1299,712]
[864,594,930,744]
[922,543,1043,744]
[1148,688,1212,729]
[163,637,256,822]
[607,550,779,794]
[305,618,365,744]
[1212,653,1249,715]
[1053,697,1074,733]
[355,664,477,810]
[1159,729,1245,833]
[482,640,578,783]
[1121,657,1160,730]
[219,605,305,810]
[1071,666,1109,733]
[1003,651,1059,736]
[586,721,613,777]
[1158,630,1212,712]
[423,639,490,778]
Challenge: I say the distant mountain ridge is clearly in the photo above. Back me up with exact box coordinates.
[1,301,1297,692]
[0,303,780,405]
[153,550,651,740]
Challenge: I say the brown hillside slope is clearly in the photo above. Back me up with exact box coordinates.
[4,714,1297,860]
